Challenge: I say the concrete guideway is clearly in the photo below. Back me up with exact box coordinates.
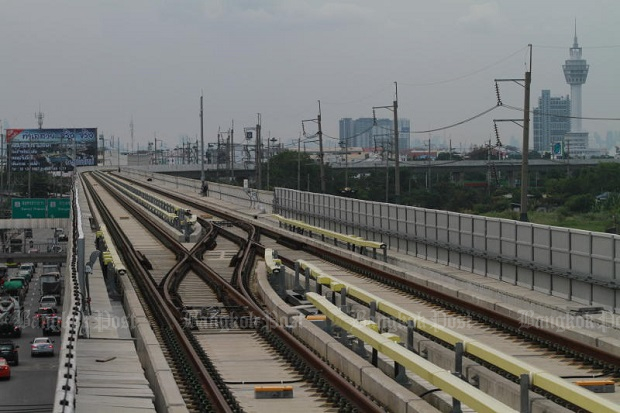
[101,170,620,410]
[65,173,161,413]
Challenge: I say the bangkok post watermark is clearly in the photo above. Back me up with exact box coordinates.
[517,309,607,333]
[24,306,610,336]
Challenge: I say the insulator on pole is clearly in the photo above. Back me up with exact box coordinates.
[495,81,503,106]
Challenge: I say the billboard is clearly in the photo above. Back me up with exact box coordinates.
[6,128,98,172]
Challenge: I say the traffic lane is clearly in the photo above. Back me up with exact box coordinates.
[1,349,57,410]
[1,266,59,410]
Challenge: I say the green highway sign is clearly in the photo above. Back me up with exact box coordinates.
[47,198,71,218]
[11,198,47,219]
[11,198,71,219]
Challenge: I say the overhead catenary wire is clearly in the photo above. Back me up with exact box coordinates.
[399,46,529,87]
[503,104,620,121]
[411,105,501,134]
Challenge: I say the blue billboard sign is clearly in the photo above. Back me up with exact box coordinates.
[6,128,98,172]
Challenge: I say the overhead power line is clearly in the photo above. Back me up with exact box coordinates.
[411,105,501,134]
[503,104,620,121]
[400,46,528,87]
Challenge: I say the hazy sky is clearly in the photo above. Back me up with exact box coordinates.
[1,0,619,152]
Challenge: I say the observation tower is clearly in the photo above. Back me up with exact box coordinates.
[562,24,590,154]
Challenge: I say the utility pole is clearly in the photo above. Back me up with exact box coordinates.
[393,82,400,201]
[229,120,235,180]
[256,113,262,190]
[200,93,205,188]
[317,101,326,193]
[301,101,326,193]
[493,44,532,222]
[520,45,532,222]
[0,121,3,196]
[297,134,301,191]
[130,117,134,154]
[373,82,400,202]
[216,128,221,179]
[427,137,431,189]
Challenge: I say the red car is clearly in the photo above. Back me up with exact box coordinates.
[0,358,10,380]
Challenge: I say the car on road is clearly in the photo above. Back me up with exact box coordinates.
[39,295,58,309]
[17,269,32,283]
[35,307,58,321]
[31,337,54,357]
[19,262,35,276]
[6,276,28,294]
[0,358,10,380]
[0,341,19,366]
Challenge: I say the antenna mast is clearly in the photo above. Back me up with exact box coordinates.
[35,108,44,129]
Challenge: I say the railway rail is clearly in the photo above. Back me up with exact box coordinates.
[84,171,383,412]
[105,170,620,412]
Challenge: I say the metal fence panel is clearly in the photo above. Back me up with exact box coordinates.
[592,233,614,280]
[487,260,501,280]
[533,271,551,294]
[516,224,533,262]
[592,285,615,311]
[552,275,570,300]
[516,266,533,288]
[459,216,473,249]
[486,219,501,255]
[570,231,593,275]
[551,228,570,269]
[533,226,551,266]
[571,280,592,305]
[270,187,618,309]
[436,211,449,244]
[473,217,487,253]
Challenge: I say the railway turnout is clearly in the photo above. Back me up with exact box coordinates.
[48,169,620,413]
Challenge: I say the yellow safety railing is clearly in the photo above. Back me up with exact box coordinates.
[273,214,386,251]
[307,292,518,413]
[299,260,619,413]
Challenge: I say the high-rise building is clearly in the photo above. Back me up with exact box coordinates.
[533,90,571,153]
[339,118,353,147]
[339,117,411,151]
[563,25,590,155]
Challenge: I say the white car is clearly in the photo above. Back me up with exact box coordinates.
[39,295,58,308]
[31,337,55,357]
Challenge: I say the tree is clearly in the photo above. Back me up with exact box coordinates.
[267,151,321,191]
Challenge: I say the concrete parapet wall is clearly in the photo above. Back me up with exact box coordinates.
[118,273,188,412]
[256,265,300,325]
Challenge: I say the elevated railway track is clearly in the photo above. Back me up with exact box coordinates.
[78,169,620,412]
[82,170,382,412]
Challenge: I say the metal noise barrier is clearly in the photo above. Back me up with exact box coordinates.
[53,182,83,413]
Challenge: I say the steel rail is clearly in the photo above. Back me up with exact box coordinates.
[87,172,235,413]
[97,171,384,412]
[110,172,620,407]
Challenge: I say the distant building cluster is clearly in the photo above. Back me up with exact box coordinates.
[338,117,411,151]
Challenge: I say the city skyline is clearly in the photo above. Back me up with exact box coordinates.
[1,1,619,153]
